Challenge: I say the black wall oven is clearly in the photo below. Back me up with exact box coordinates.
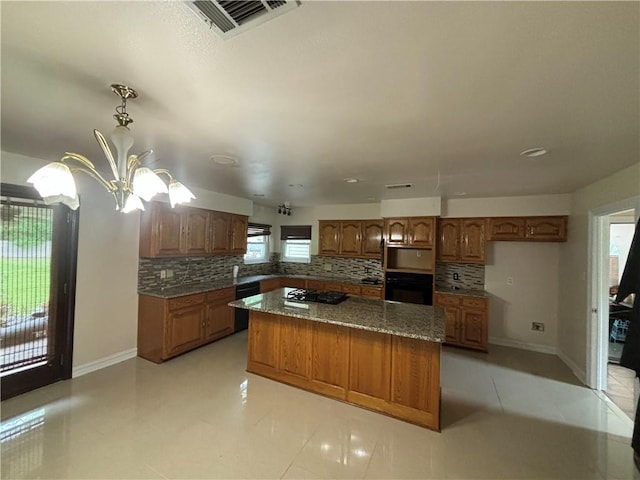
[384,272,433,305]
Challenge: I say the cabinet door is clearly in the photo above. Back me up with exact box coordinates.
[211,211,231,254]
[525,216,567,242]
[260,278,281,292]
[459,309,488,351]
[339,221,362,256]
[347,329,391,409]
[362,221,384,258]
[165,305,204,357]
[385,218,409,246]
[360,286,382,299]
[204,301,235,342]
[310,322,350,399]
[282,277,306,289]
[184,209,210,255]
[487,217,525,241]
[278,316,310,379]
[460,218,486,264]
[409,217,435,247]
[437,219,460,262]
[444,307,459,344]
[248,311,279,370]
[154,206,183,256]
[230,215,248,253]
[319,221,340,255]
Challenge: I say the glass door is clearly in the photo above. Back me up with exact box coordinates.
[0,183,78,399]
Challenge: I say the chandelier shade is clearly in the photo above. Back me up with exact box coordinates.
[27,84,195,213]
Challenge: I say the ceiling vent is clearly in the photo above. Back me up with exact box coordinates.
[186,0,301,39]
[385,183,413,190]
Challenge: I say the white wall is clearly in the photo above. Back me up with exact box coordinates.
[1,150,254,372]
[558,162,640,382]
[443,194,571,217]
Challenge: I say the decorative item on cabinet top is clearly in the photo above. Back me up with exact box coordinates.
[139,202,248,258]
[487,216,568,242]
[318,220,383,259]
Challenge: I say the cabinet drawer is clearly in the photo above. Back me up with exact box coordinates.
[461,297,487,310]
[360,286,382,298]
[341,284,361,295]
[306,280,324,290]
[434,294,460,307]
[168,293,205,311]
[323,282,344,292]
[206,288,235,303]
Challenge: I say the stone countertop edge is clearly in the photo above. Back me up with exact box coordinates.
[229,289,445,343]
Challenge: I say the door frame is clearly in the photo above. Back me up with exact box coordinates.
[1,183,79,399]
[587,195,639,390]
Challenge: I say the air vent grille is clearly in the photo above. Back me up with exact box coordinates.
[187,0,300,39]
[385,183,413,190]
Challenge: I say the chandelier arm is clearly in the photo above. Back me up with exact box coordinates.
[93,130,119,181]
[126,155,140,187]
[61,154,117,192]
[153,169,174,181]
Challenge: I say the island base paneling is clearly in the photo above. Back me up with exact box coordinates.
[246,310,441,431]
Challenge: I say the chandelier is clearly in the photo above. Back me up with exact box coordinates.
[27,84,195,213]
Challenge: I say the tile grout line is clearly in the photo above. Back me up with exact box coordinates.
[279,422,320,479]
[491,376,505,413]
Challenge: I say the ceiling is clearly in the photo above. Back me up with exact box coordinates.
[1,1,638,207]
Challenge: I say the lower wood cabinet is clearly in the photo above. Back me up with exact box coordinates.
[138,287,236,363]
[277,277,383,299]
[260,277,281,293]
[434,292,488,352]
[247,310,440,430]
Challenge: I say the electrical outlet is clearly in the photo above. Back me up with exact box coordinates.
[453,273,459,281]
[532,322,545,332]
[160,270,167,279]
[323,263,332,272]
[507,276,514,285]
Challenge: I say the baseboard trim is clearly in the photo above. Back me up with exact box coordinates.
[556,348,587,385]
[72,348,137,378]
[489,337,557,355]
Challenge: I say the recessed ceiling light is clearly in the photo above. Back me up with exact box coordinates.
[211,155,239,165]
[520,148,548,158]
[253,193,264,197]
[288,183,303,188]
[367,196,376,201]
[344,178,359,184]
[454,191,467,196]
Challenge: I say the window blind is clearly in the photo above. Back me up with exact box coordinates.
[247,223,271,237]
[280,225,311,241]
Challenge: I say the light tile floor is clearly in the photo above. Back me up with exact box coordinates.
[0,332,637,479]
[607,363,637,420]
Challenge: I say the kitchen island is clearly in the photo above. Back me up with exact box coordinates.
[230,288,445,431]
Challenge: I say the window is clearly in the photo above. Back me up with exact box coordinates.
[281,225,311,263]
[244,223,271,264]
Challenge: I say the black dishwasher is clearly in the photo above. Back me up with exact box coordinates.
[234,281,261,331]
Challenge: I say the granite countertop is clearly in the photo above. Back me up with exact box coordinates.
[434,287,489,298]
[229,288,445,343]
[138,274,383,299]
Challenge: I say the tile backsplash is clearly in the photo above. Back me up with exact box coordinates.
[435,262,485,290]
[138,253,383,290]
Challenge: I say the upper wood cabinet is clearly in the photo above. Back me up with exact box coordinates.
[318,220,383,258]
[339,221,362,256]
[437,219,460,262]
[140,202,248,257]
[362,221,384,258]
[487,216,567,242]
[385,217,435,247]
[437,218,486,264]
[319,221,340,255]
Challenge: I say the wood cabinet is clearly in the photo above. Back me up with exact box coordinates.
[433,292,488,352]
[319,220,383,258]
[437,218,486,264]
[260,278,281,293]
[319,221,340,255]
[281,277,306,289]
[140,202,248,257]
[204,288,235,342]
[384,217,435,248]
[362,221,384,258]
[138,289,236,363]
[247,310,441,430]
[487,216,567,242]
[276,277,383,299]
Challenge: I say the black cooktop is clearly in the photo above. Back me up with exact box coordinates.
[286,288,349,305]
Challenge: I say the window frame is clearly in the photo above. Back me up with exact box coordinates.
[281,239,311,263]
[243,234,270,264]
